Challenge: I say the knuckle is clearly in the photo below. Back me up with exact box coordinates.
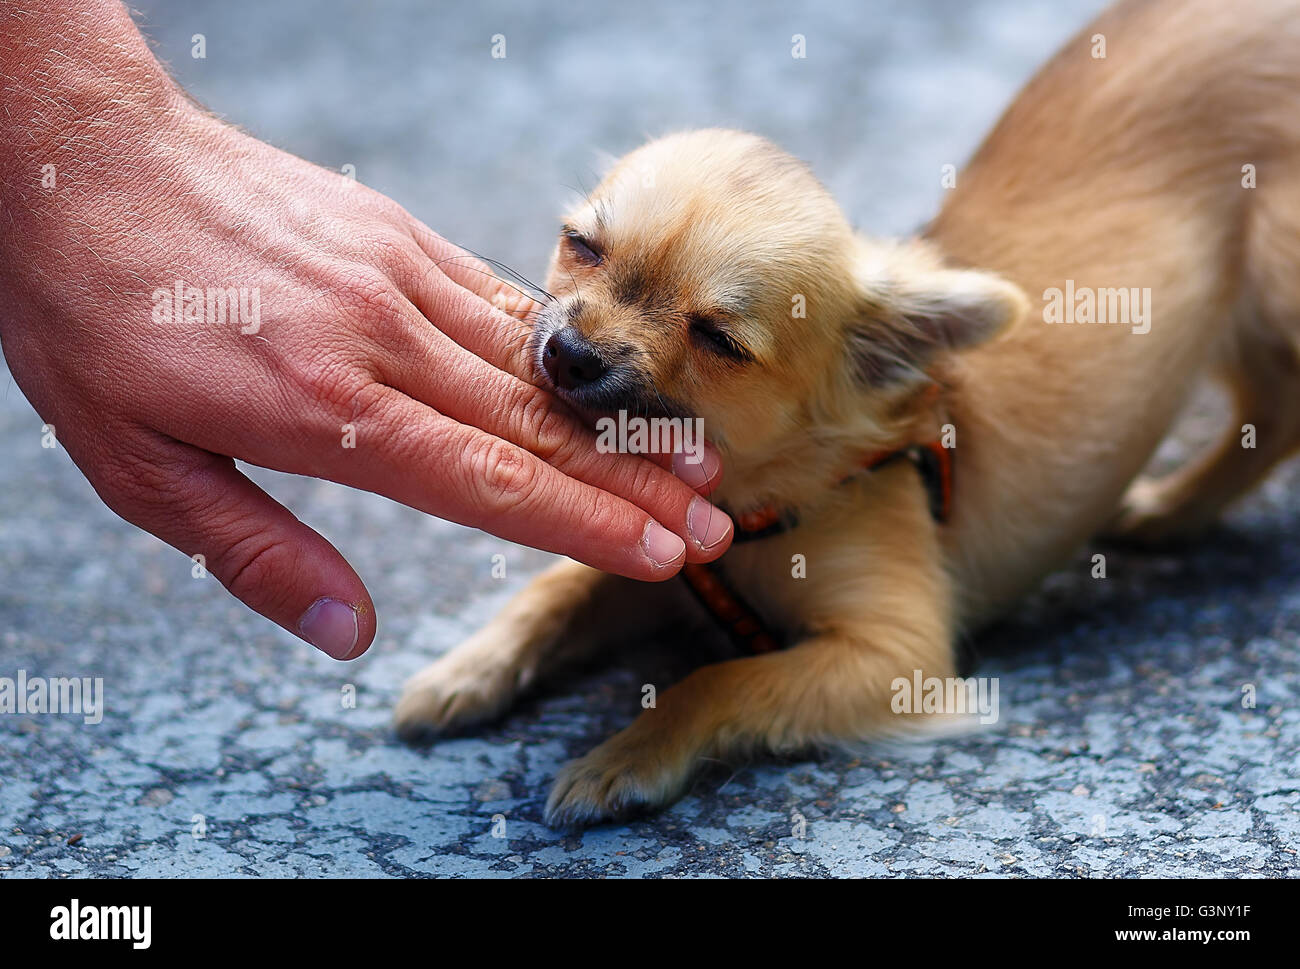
[579,488,612,537]
[465,437,541,515]
[280,346,377,429]
[340,227,429,293]
[330,264,403,329]
[624,455,665,502]
[515,389,575,463]
[368,231,426,276]
[217,532,294,604]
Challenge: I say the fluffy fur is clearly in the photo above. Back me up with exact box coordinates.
[396,0,1300,827]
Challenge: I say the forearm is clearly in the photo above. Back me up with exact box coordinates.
[0,2,192,250]
[0,0,184,131]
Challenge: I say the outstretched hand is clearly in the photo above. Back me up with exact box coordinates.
[0,1,732,659]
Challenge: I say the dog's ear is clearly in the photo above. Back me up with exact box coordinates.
[847,247,1027,387]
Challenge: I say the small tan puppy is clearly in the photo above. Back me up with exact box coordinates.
[397,0,1300,826]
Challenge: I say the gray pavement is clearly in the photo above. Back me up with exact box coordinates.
[1,0,1297,878]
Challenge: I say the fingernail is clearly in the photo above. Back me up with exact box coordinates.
[671,442,721,493]
[687,496,733,551]
[298,597,360,659]
[642,520,686,567]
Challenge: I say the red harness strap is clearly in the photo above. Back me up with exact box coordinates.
[680,561,783,654]
[680,440,952,655]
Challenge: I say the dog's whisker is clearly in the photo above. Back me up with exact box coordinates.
[437,245,558,303]
[434,258,553,309]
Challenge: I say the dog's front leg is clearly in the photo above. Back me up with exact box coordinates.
[396,559,684,740]
[544,609,955,827]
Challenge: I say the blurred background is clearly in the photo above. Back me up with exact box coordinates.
[138,0,1108,274]
[3,0,1297,879]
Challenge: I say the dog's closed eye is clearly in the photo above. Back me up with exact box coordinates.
[689,314,754,362]
[561,226,603,266]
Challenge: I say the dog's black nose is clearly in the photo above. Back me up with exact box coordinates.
[543,326,607,390]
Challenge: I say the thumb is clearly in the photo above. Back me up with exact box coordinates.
[98,439,375,659]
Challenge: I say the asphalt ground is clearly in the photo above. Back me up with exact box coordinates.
[1,0,1296,877]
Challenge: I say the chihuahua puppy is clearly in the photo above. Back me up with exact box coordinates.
[396,0,1300,826]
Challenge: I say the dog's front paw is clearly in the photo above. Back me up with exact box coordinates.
[543,729,696,828]
[394,647,526,743]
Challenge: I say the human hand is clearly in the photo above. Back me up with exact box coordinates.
[0,2,732,660]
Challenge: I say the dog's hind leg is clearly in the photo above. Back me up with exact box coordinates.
[1108,183,1300,545]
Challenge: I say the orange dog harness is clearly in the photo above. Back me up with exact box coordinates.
[680,441,952,654]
